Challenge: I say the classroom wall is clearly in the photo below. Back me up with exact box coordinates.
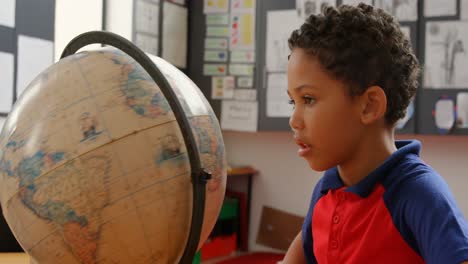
[1,0,467,256]
[223,131,468,252]
[104,0,133,40]
[54,0,103,60]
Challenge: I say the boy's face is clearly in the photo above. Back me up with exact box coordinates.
[287,48,365,171]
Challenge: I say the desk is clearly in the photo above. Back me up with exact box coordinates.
[0,253,29,264]
[226,166,258,251]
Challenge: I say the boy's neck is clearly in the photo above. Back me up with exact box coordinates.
[337,128,397,186]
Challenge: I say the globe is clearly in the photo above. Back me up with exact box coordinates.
[0,33,227,264]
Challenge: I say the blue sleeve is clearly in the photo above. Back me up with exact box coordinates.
[398,172,468,264]
[302,178,323,264]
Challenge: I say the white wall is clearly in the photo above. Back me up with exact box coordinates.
[105,0,134,40]
[54,0,103,60]
[223,131,468,252]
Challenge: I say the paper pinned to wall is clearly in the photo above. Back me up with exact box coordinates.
[212,76,235,99]
[234,89,257,101]
[17,35,54,98]
[204,50,228,62]
[457,92,468,128]
[207,26,230,37]
[0,0,15,27]
[0,52,14,113]
[341,0,372,5]
[231,0,255,13]
[434,98,455,133]
[135,0,159,35]
[230,50,255,63]
[162,2,187,68]
[204,0,229,13]
[424,0,457,17]
[204,64,227,75]
[296,0,336,20]
[266,10,302,72]
[221,100,258,132]
[237,76,254,88]
[205,38,229,49]
[206,14,230,25]
[230,12,256,50]
[374,0,418,21]
[229,63,254,76]
[424,21,468,89]
[267,73,293,117]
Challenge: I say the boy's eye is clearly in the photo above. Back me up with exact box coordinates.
[303,95,315,104]
[288,99,295,109]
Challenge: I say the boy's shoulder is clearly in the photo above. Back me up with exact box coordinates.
[382,153,446,197]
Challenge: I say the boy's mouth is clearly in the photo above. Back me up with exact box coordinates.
[294,138,311,157]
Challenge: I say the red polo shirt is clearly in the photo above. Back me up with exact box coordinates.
[302,140,468,263]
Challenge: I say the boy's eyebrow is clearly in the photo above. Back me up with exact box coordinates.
[288,84,319,95]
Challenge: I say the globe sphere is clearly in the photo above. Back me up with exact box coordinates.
[0,46,227,263]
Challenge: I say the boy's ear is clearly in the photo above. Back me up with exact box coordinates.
[359,86,387,125]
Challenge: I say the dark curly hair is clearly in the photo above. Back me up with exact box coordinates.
[288,3,420,125]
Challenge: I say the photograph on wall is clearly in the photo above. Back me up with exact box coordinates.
[374,0,417,21]
[424,21,468,89]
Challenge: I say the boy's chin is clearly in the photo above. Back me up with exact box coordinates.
[306,159,332,172]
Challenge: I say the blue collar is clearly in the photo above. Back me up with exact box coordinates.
[320,140,421,198]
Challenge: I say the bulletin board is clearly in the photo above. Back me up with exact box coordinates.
[416,0,468,135]
[188,0,258,132]
[187,0,423,133]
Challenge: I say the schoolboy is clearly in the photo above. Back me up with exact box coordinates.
[283,3,468,264]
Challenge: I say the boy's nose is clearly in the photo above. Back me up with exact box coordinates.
[289,110,304,130]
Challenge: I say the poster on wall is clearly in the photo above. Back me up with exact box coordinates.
[266,10,302,72]
[424,21,468,89]
[374,0,417,21]
[267,73,293,118]
[162,2,188,68]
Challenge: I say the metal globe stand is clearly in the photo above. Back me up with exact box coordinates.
[60,31,211,264]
